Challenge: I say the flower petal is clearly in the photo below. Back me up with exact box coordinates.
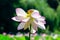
[16,8,27,17]
[34,20,46,30]
[31,10,41,18]
[24,20,30,30]
[22,17,30,22]
[12,16,20,22]
[17,22,25,30]
[12,16,25,22]
[38,23,46,30]
[35,16,46,24]
[37,16,45,21]
[31,22,38,31]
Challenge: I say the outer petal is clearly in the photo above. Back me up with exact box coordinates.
[34,20,46,30]
[12,16,25,22]
[17,19,30,30]
[12,16,30,22]
[37,16,45,21]
[16,8,27,17]
[17,22,25,30]
[31,10,41,18]
[35,16,46,24]
[38,23,46,30]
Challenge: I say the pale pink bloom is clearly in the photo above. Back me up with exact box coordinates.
[16,34,23,37]
[41,33,47,37]
[12,8,46,33]
[3,32,6,35]
[31,33,37,37]
[24,33,29,37]
[8,34,14,38]
[16,32,23,37]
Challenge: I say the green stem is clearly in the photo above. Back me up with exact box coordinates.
[29,24,31,40]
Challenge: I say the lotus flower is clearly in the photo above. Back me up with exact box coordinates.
[12,8,46,32]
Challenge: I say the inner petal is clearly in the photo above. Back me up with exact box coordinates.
[24,20,31,30]
[31,21,38,31]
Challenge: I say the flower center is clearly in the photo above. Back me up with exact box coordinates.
[27,9,33,17]
[27,10,34,22]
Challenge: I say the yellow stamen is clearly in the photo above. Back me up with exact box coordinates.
[24,9,34,30]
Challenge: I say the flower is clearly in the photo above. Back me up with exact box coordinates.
[8,34,14,38]
[3,32,6,35]
[41,33,47,37]
[12,8,46,32]
[16,32,23,37]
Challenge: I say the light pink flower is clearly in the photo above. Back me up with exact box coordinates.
[3,32,6,35]
[8,34,14,38]
[12,8,46,33]
[41,33,47,37]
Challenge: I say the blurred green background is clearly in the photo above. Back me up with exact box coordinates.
[0,0,60,34]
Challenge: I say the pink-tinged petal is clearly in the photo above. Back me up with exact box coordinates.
[36,16,46,24]
[38,16,45,21]
[31,22,38,31]
[38,23,46,30]
[39,21,46,24]
[12,16,20,22]
[17,22,25,30]
[31,10,41,18]
[16,8,27,17]
[37,19,46,24]
[22,17,30,22]
[34,20,46,30]
[12,16,25,22]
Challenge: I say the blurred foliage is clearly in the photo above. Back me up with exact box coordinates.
[0,34,60,40]
[0,0,60,34]
[0,34,26,40]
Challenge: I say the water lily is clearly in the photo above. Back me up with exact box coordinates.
[41,33,47,37]
[15,32,23,37]
[3,32,6,35]
[12,8,46,32]
[8,34,14,38]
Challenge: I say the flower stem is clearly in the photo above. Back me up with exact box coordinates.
[29,24,31,40]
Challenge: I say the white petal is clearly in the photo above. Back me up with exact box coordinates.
[38,23,46,30]
[12,16,20,22]
[17,22,25,30]
[31,10,41,18]
[12,16,25,22]
[22,17,30,22]
[34,20,46,30]
[37,16,45,21]
[31,22,38,30]
[16,8,27,17]
[35,16,46,24]
[37,19,46,24]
